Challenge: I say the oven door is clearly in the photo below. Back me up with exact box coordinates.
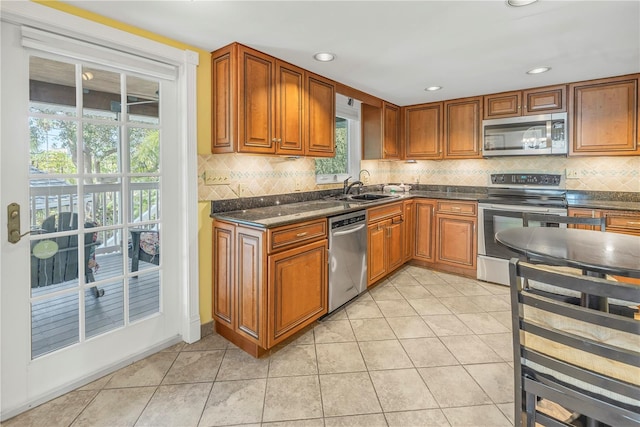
[477,203,567,285]
[478,203,568,258]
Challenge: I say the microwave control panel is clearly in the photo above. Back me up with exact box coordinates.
[491,173,562,186]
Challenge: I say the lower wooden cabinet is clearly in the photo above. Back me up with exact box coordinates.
[414,199,436,263]
[268,239,327,348]
[212,218,327,356]
[403,200,415,262]
[569,208,640,236]
[367,202,404,286]
[434,201,477,275]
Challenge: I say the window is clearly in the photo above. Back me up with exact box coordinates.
[315,94,361,184]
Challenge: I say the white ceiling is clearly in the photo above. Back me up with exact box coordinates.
[62,0,640,106]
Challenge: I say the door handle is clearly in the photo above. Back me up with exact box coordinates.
[7,202,30,244]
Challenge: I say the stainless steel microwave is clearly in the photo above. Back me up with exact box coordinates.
[482,113,568,157]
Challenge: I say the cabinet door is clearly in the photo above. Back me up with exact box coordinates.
[306,72,336,157]
[484,91,521,119]
[387,216,404,272]
[603,210,640,236]
[367,221,387,285]
[570,75,639,156]
[236,227,266,345]
[444,96,482,159]
[212,221,234,326]
[436,214,477,270]
[523,85,566,115]
[267,239,327,347]
[211,45,235,153]
[414,200,436,262]
[238,46,275,154]
[275,61,305,155]
[383,102,400,159]
[403,201,415,262]
[404,103,443,159]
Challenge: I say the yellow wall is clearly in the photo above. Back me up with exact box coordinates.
[36,1,215,324]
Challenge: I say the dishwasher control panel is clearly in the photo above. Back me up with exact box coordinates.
[331,213,366,229]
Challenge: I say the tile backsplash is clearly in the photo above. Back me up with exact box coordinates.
[198,154,639,201]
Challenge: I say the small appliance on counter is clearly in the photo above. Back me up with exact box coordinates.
[382,184,411,193]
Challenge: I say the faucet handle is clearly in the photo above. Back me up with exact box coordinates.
[343,176,352,185]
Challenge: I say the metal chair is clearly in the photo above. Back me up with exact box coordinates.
[509,259,640,427]
[522,212,606,231]
[521,213,607,308]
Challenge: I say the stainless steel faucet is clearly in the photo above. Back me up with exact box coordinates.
[345,180,364,195]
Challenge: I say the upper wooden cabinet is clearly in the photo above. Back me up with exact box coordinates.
[362,101,400,159]
[306,73,336,157]
[211,43,335,157]
[569,74,639,156]
[443,96,482,159]
[403,102,443,160]
[483,85,567,119]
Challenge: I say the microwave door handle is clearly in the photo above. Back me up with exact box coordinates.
[546,120,552,148]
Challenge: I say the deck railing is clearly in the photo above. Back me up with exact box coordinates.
[30,182,159,254]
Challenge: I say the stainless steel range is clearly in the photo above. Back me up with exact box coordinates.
[477,172,568,286]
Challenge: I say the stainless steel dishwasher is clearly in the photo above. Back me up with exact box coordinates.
[328,210,368,313]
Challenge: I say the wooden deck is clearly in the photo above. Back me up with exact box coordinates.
[31,252,160,359]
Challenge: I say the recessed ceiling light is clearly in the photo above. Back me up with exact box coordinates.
[506,0,538,6]
[527,67,551,75]
[424,86,442,91]
[313,52,335,62]
[82,71,94,81]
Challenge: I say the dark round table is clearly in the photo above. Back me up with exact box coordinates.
[495,227,640,279]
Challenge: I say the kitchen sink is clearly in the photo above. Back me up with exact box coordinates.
[348,193,397,202]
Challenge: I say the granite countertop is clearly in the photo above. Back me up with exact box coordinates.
[211,188,639,229]
[212,190,485,228]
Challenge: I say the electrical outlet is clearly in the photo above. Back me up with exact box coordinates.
[566,169,579,179]
[204,170,230,185]
[237,183,247,197]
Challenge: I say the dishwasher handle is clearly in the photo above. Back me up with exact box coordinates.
[331,223,366,237]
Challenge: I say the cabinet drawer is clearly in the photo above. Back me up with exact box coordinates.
[604,211,640,235]
[268,219,327,253]
[436,200,476,216]
[368,201,403,223]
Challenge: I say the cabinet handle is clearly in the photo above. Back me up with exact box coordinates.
[377,223,382,231]
[295,232,308,237]
[392,216,404,224]
[451,206,461,211]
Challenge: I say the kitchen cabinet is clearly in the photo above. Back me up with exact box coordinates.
[212,218,328,356]
[306,72,336,157]
[362,101,400,159]
[413,199,436,263]
[569,74,639,156]
[367,202,404,285]
[569,208,640,236]
[435,201,477,275]
[403,102,443,160]
[211,42,335,157]
[403,200,415,262]
[483,85,566,119]
[443,96,482,159]
[212,221,265,353]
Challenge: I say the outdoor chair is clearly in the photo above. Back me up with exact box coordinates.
[509,259,640,426]
[30,212,104,297]
[129,228,159,273]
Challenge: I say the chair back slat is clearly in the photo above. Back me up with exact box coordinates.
[522,212,606,231]
[509,258,640,426]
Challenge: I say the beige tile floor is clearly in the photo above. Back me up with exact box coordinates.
[4,265,516,427]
